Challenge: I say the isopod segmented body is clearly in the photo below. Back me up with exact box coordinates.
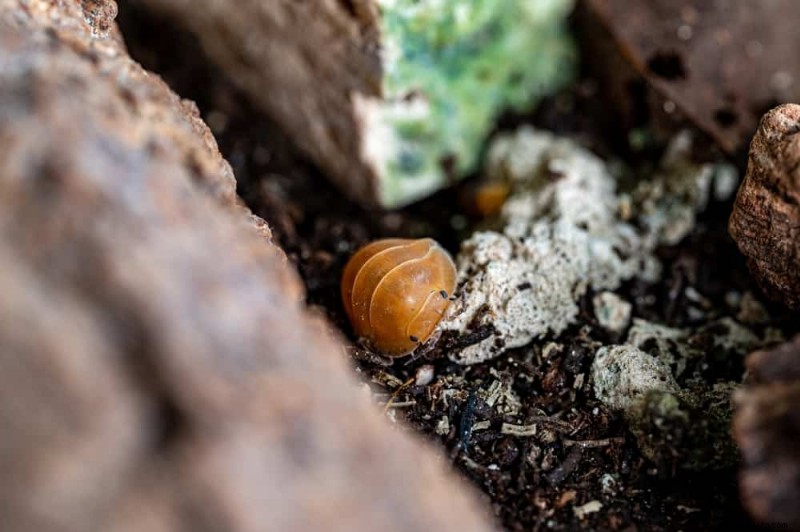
[341,238,457,356]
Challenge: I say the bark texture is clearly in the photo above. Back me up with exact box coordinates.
[578,0,800,155]
[125,0,383,207]
[729,104,800,310]
[0,2,494,531]
[734,335,800,529]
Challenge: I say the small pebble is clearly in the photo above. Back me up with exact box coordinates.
[415,364,435,386]
[593,291,632,333]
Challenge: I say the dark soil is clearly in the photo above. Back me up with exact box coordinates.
[118,6,798,530]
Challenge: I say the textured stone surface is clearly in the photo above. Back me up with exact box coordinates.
[734,335,800,529]
[0,2,494,531]
[440,128,650,364]
[729,104,800,310]
[592,345,678,412]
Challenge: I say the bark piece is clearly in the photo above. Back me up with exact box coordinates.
[729,104,800,310]
[577,0,800,155]
[734,335,800,529]
[0,2,494,531]
[125,0,383,207]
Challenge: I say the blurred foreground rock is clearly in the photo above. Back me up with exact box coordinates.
[734,335,800,529]
[577,0,800,155]
[0,2,494,531]
[729,104,800,310]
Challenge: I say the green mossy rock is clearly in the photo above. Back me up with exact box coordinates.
[362,0,576,207]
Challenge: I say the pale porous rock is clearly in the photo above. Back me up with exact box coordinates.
[625,319,695,378]
[592,317,769,470]
[593,291,632,333]
[442,128,728,364]
[592,345,678,412]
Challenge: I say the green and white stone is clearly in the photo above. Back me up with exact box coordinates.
[355,0,576,207]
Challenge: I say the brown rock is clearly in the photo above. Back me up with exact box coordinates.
[746,334,800,384]
[0,2,494,532]
[734,335,800,529]
[729,104,800,310]
[124,0,383,207]
[577,0,800,155]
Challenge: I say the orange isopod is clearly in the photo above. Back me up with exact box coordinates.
[341,238,457,356]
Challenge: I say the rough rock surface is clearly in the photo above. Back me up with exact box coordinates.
[729,104,800,310]
[0,2,494,532]
[734,335,800,529]
[592,345,678,412]
[592,291,632,334]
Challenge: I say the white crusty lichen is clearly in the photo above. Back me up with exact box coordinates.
[439,128,734,364]
[440,128,650,364]
[625,317,761,381]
